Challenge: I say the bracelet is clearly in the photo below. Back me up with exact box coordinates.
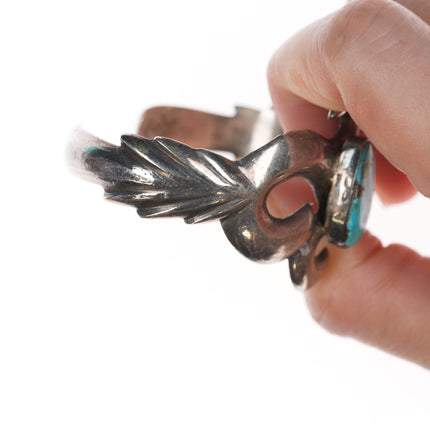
[68,106,374,289]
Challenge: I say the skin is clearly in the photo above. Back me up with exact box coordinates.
[267,0,430,368]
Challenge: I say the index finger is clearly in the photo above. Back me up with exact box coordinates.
[267,0,430,199]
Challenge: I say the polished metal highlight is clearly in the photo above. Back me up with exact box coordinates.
[68,106,374,289]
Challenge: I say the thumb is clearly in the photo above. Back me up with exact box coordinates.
[306,233,430,369]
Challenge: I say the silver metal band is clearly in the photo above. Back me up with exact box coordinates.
[138,106,283,158]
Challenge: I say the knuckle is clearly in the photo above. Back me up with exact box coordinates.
[324,0,394,67]
[321,0,404,122]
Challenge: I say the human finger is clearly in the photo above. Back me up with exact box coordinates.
[373,147,417,204]
[393,0,430,23]
[267,0,430,368]
[305,232,430,369]
[267,0,430,197]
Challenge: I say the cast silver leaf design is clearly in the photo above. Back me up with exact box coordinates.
[82,133,255,224]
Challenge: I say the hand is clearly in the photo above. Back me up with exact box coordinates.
[267,0,430,368]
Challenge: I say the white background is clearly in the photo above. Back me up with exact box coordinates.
[1,0,430,429]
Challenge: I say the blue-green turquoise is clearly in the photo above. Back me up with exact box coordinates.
[345,142,375,246]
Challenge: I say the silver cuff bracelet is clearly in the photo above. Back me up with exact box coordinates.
[68,106,375,289]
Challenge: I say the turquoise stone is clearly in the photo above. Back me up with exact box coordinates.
[345,142,375,246]
[85,145,103,156]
